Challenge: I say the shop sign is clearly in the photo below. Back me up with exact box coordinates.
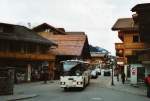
[131,68,136,75]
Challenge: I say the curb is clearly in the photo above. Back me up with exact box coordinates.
[7,94,39,101]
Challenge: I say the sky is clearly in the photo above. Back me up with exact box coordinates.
[0,0,149,55]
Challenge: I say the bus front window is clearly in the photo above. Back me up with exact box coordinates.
[63,62,78,72]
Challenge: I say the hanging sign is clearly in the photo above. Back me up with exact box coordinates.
[131,68,136,75]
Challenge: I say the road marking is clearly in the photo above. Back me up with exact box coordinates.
[91,97,103,100]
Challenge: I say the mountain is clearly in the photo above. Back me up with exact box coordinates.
[89,45,109,53]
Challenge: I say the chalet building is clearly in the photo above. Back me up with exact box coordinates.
[0,23,56,83]
[90,52,108,69]
[89,45,109,69]
[112,18,147,83]
[32,23,91,79]
[131,3,150,77]
[48,34,91,79]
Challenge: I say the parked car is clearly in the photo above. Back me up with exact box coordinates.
[104,69,111,76]
[91,70,98,79]
[95,68,101,75]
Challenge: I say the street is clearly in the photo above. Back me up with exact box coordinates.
[1,76,149,101]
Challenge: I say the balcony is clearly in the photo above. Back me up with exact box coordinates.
[0,51,55,61]
[115,43,124,49]
[124,49,133,56]
[124,43,145,49]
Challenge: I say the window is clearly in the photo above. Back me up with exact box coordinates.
[133,35,139,43]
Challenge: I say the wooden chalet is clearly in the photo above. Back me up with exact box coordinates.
[41,34,90,79]
[0,23,56,83]
[112,18,147,80]
[32,23,91,79]
[131,3,150,76]
[90,52,107,69]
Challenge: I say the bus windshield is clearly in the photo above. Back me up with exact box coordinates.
[63,61,79,72]
[61,60,88,76]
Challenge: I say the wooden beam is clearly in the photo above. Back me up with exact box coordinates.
[0,52,55,61]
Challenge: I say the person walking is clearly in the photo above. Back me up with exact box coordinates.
[121,72,125,84]
[144,74,150,98]
[116,69,119,82]
[116,73,119,82]
[43,69,49,84]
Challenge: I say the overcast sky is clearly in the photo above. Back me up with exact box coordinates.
[0,0,149,55]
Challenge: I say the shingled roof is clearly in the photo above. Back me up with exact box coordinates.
[39,34,90,58]
[32,23,66,35]
[112,18,138,31]
[131,3,150,12]
[0,23,56,46]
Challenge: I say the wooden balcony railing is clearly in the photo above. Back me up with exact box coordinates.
[124,43,145,49]
[0,51,55,61]
[124,49,133,56]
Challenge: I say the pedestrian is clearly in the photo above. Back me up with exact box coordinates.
[116,73,119,82]
[121,72,125,84]
[116,69,119,81]
[144,74,150,98]
[49,71,54,83]
[43,70,49,84]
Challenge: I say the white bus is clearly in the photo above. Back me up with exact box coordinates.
[60,60,91,90]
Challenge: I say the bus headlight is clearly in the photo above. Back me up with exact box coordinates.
[77,82,83,85]
[60,82,65,85]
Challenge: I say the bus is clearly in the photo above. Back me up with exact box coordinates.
[60,60,91,90]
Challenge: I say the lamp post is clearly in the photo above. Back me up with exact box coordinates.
[111,58,114,86]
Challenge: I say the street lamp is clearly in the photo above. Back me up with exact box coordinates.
[110,58,114,86]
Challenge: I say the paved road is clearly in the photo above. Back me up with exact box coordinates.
[1,76,149,101]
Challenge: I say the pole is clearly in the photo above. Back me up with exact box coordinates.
[111,63,114,86]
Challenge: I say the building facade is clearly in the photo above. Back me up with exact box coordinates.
[0,23,56,83]
[131,3,150,77]
[112,18,146,84]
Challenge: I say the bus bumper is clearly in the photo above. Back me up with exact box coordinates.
[60,82,84,88]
